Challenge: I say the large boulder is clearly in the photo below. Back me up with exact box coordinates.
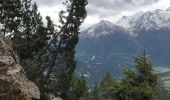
[0,35,40,100]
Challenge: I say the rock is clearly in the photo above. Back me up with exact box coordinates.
[40,93,62,100]
[41,93,62,100]
[48,94,62,100]
[0,35,40,100]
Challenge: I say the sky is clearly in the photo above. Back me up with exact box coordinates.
[33,0,170,29]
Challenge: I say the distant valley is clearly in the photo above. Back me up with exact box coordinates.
[75,7,170,86]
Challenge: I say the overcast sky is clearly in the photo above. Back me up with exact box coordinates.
[33,0,170,29]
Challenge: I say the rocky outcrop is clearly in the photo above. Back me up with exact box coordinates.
[41,93,62,100]
[0,35,40,100]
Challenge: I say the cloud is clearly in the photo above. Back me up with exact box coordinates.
[87,0,159,17]
[86,6,120,18]
[32,0,63,7]
[32,0,163,29]
[32,0,159,18]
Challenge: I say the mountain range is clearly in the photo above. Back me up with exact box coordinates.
[75,7,170,86]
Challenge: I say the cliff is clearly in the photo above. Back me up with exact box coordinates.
[0,35,40,100]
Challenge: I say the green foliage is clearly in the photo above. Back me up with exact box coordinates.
[135,51,159,88]
[30,0,88,99]
[118,51,159,100]
[12,1,48,59]
[0,0,22,35]
[98,72,119,99]
[0,0,49,65]
[80,83,99,100]
[89,52,160,100]
[68,75,89,100]
[158,81,170,100]
[84,73,119,100]
[90,83,100,100]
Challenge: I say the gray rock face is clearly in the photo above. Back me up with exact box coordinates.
[0,35,40,100]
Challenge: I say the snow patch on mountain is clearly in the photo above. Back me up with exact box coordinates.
[80,20,127,38]
[91,56,96,61]
[116,11,144,29]
[116,8,170,32]
[166,7,170,11]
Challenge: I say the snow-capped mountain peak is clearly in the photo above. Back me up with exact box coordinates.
[80,7,170,38]
[116,8,170,32]
[80,20,127,38]
[116,11,144,29]
[166,7,170,11]
[98,20,114,26]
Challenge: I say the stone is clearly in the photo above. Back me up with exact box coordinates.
[0,35,40,100]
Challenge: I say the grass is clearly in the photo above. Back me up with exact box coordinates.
[164,80,170,90]
[153,67,170,91]
[160,71,170,91]
[153,67,170,73]
[162,76,170,81]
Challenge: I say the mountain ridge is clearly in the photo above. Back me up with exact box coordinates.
[116,8,170,33]
[76,7,170,85]
[80,20,128,38]
[81,7,170,37]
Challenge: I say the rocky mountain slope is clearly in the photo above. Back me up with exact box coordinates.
[0,35,40,100]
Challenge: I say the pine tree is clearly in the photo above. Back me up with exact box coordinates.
[117,68,136,100]
[13,0,47,59]
[69,75,89,100]
[135,51,159,88]
[118,51,160,100]
[98,72,119,100]
[90,83,100,100]
[34,0,88,99]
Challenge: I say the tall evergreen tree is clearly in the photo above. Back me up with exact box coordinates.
[118,51,159,100]
[135,51,159,88]
[32,0,88,99]
[13,0,48,59]
[90,83,100,100]
[99,72,119,100]
[69,75,89,100]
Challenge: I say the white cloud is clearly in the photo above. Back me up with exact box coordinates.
[34,0,170,29]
